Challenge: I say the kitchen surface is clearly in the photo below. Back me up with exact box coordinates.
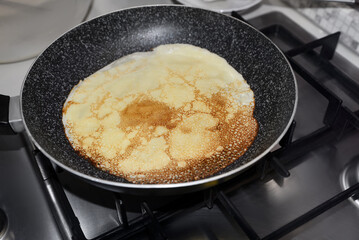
[1,0,359,239]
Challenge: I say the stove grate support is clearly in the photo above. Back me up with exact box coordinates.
[141,202,168,240]
[261,182,359,240]
[216,191,260,240]
[33,150,86,240]
[218,182,359,240]
[115,196,129,229]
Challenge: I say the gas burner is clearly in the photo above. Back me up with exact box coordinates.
[0,209,8,239]
[340,155,359,208]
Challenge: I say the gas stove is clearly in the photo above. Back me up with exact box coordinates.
[1,1,359,240]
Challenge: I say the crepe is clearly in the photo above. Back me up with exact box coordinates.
[62,44,258,184]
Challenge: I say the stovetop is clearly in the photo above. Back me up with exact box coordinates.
[1,4,359,240]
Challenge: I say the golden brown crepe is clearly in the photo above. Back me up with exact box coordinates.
[62,44,258,184]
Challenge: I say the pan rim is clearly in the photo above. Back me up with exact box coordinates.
[20,4,298,190]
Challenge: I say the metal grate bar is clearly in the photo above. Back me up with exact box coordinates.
[33,150,87,240]
[92,191,207,240]
[262,182,359,240]
[285,32,340,59]
[279,121,296,148]
[141,202,168,240]
[270,156,290,178]
[115,196,129,229]
[270,125,334,163]
[287,57,343,127]
[342,107,359,130]
[231,11,249,23]
[216,191,260,240]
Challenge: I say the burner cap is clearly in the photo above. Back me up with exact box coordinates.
[340,155,359,208]
[0,208,8,239]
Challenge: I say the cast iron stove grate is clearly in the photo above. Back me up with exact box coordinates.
[29,12,359,240]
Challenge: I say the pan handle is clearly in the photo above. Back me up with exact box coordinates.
[0,94,24,134]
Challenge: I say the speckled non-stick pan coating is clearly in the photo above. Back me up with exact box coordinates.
[21,5,296,194]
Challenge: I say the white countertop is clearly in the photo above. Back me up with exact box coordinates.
[1,0,358,97]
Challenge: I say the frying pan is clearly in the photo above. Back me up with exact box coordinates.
[0,5,297,195]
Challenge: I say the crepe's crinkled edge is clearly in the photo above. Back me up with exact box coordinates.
[62,44,258,184]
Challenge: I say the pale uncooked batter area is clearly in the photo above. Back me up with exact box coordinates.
[62,44,258,184]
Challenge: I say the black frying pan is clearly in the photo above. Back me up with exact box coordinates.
[1,5,297,195]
